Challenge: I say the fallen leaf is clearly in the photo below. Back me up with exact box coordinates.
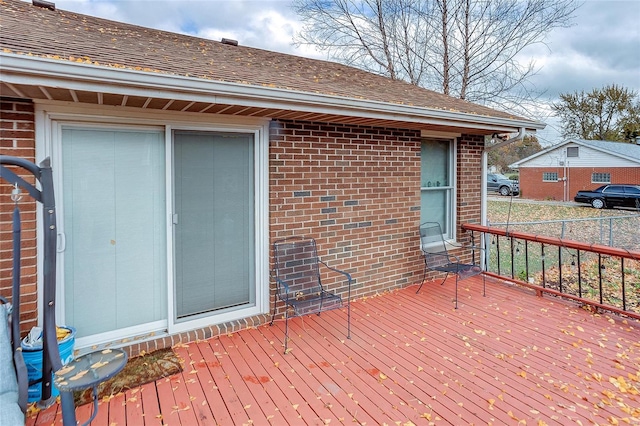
[70,370,89,381]
[487,398,495,410]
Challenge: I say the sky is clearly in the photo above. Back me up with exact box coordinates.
[47,0,640,146]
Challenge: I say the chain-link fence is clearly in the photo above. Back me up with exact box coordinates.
[488,214,640,252]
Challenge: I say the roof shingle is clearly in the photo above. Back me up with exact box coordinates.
[0,0,531,123]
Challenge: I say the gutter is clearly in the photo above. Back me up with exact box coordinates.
[0,53,545,133]
[485,127,526,151]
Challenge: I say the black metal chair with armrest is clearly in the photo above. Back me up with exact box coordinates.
[416,221,485,308]
[270,236,352,353]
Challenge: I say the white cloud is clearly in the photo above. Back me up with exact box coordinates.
[518,0,640,143]
[53,0,319,56]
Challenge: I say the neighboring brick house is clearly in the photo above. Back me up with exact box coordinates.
[510,139,640,201]
[0,0,543,355]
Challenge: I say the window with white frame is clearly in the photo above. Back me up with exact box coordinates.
[592,172,611,183]
[421,138,454,239]
[542,172,558,182]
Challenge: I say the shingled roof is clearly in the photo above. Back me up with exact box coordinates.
[0,0,544,132]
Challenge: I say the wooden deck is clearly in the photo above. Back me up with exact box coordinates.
[28,276,640,425]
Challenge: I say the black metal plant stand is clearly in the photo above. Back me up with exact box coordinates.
[1,156,60,407]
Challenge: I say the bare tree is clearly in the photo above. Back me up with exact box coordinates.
[292,0,579,109]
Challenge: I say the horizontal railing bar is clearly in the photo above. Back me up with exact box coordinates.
[463,223,640,260]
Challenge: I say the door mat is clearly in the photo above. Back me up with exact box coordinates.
[74,347,183,406]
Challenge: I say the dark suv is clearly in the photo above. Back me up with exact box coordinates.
[487,173,519,196]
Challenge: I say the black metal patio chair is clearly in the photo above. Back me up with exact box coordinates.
[416,221,485,308]
[270,236,352,353]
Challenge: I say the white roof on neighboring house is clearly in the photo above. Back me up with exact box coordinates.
[510,139,640,168]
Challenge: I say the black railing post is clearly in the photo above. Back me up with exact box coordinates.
[496,236,501,276]
[577,250,582,298]
[524,241,529,283]
[598,254,604,305]
[621,258,626,311]
[541,243,546,288]
[510,236,515,279]
[558,246,563,293]
[470,231,476,265]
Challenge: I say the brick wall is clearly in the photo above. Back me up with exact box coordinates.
[0,109,486,354]
[457,134,484,249]
[520,167,640,201]
[269,120,424,306]
[0,99,38,334]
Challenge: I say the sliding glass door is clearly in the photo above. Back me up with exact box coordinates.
[173,131,256,320]
[55,118,265,346]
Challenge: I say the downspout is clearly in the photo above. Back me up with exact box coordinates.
[481,127,525,270]
[482,127,526,226]
[479,150,489,272]
[481,150,488,227]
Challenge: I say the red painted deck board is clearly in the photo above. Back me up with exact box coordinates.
[27,276,640,425]
[139,381,164,425]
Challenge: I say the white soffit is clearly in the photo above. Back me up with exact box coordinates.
[1,53,545,133]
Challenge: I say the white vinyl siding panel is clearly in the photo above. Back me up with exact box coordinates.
[519,145,639,168]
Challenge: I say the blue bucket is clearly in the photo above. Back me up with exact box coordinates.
[21,326,76,402]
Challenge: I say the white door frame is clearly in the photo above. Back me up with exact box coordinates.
[35,102,270,348]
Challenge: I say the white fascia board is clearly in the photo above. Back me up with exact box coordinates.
[1,53,545,132]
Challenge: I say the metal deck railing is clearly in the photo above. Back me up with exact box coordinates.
[463,223,640,320]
